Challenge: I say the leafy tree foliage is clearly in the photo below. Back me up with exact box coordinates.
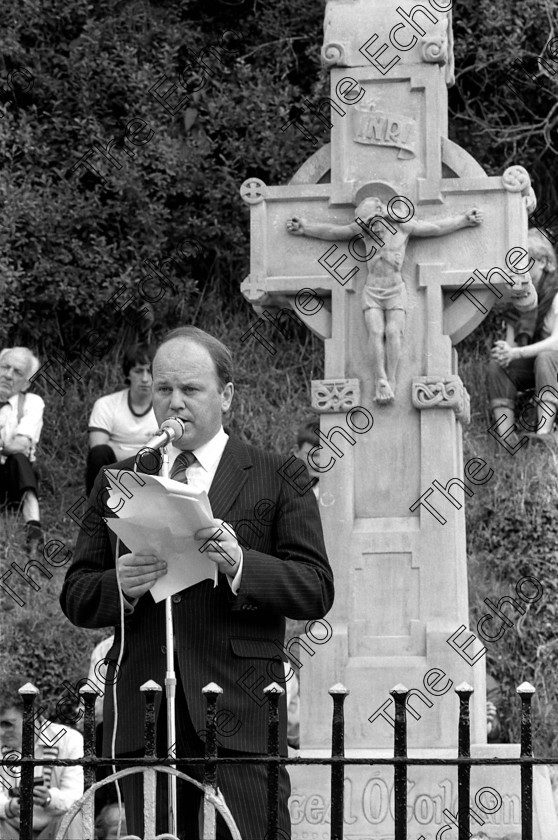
[2,0,556,353]
[450,0,558,214]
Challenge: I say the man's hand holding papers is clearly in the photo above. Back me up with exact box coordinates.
[194,518,242,579]
[104,469,241,602]
[116,550,168,599]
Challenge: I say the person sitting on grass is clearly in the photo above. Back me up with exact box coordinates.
[0,676,84,840]
[85,343,158,494]
[0,347,44,556]
[488,229,558,445]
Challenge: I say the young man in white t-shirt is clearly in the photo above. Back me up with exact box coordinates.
[85,345,159,493]
[488,229,558,444]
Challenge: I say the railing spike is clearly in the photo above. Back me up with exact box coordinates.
[140,680,162,692]
[79,684,101,695]
[18,682,39,695]
[329,683,349,695]
[263,682,285,695]
[517,681,536,694]
[202,682,224,694]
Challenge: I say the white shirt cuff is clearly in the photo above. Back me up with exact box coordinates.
[228,550,243,595]
[122,594,138,613]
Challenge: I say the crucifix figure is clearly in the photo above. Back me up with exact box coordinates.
[287,197,483,404]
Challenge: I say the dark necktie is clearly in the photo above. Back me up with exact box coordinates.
[170,450,196,483]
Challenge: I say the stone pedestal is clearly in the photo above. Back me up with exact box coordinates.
[289,746,558,840]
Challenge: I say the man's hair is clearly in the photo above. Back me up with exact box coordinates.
[296,417,320,448]
[0,675,37,714]
[95,803,126,837]
[122,343,156,382]
[0,347,40,392]
[528,229,557,274]
[157,326,234,389]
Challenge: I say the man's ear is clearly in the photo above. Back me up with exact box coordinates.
[221,382,234,412]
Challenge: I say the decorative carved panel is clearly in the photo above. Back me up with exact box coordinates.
[412,375,470,424]
[311,378,360,413]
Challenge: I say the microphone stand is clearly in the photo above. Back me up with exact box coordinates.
[161,444,178,838]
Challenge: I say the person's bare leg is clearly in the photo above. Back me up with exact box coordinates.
[22,490,40,522]
[365,309,394,404]
[490,405,524,449]
[384,309,405,397]
[492,405,515,431]
[529,400,558,440]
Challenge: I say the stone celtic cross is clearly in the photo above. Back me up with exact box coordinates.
[240,2,544,836]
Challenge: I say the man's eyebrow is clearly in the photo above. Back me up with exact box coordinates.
[153,376,203,386]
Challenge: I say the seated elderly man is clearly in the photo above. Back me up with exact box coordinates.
[488,229,558,444]
[85,343,158,494]
[0,347,44,553]
[0,676,84,839]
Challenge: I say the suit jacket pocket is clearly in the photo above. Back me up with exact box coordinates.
[230,637,285,661]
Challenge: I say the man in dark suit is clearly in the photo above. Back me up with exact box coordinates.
[60,326,334,840]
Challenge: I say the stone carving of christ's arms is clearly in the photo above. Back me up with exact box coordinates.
[404,208,483,237]
[286,217,359,240]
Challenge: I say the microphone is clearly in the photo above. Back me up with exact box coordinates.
[144,417,186,450]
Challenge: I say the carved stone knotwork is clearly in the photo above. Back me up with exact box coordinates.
[240,178,268,205]
[312,378,360,413]
[456,387,471,425]
[420,35,448,65]
[502,165,537,217]
[412,376,470,424]
[321,0,455,85]
[420,10,453,83]
[321,40,348,67]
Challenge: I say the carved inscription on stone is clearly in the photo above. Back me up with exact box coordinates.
[353,103,416,158]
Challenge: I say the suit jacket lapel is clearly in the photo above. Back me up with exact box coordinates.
[102,441,251,522]
[208,434,252,519]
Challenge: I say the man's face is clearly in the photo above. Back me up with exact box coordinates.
[0,350,29,401]
[0,706,23,750]
[527,254,547,290]
[295,441,322,480]
[152,338,233,451]
[128,363,152,399]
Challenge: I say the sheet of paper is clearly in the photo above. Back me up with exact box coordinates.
[104,470,218,602]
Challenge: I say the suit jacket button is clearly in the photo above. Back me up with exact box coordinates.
[172,594,182,604]
[161,645,166,654]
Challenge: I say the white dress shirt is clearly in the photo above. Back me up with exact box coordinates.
[0,392,44,463]
[0,722,84,822]
[167,426,243,593]
[167,425,229,492]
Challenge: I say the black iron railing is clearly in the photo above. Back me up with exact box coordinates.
[0,678,550,840]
